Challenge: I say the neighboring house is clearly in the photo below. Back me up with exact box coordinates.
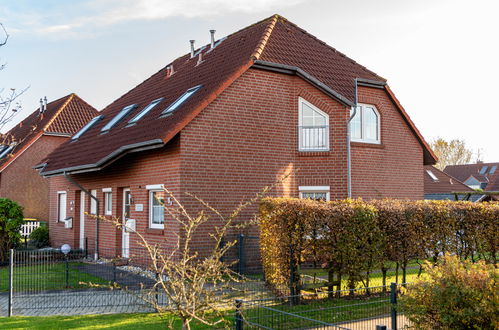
[0,94,97,221]
[37,15,436,258]
[423,165,479,201]
[444,162,499,191]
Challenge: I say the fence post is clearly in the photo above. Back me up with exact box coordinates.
[8,249,13,317]
[390,282,397,330]
[238,234,245,275]
[235,299,243,330]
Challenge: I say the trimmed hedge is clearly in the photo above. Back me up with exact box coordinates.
[259,198,498,293]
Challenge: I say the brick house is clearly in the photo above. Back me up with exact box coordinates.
[423,165,478,201]
[38,15,436,258]
[0,94,97,221]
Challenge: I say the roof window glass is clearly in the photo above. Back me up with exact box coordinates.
[161,85,201,116]
[479,166,488,175]
[101,104,137,132]
[128,98,163,125]
[72,115,103,140]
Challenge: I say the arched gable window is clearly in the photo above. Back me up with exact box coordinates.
[298,98,329,151]
[351,104,380,144]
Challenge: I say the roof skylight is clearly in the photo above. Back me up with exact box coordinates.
[0,144,15,159]
[128,98,163,125]
[101,104,137,132]
[426,170,439,182]
[489,165,497,175]
[161,85,202,117]
[72,115,103,140]
[479,166,488,175]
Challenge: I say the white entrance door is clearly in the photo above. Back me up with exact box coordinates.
[79,191,85,249]
[122,188,131,258]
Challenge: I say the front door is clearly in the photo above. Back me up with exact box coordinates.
[79,191,85,249]
[122,188,131,258]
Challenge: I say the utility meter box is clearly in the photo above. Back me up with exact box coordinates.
[125,219,136,232]
[64,217,73,229]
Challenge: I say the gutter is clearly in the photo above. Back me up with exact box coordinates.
[347,78,358,199]
[64,172,100,260]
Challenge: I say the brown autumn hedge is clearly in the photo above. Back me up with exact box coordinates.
[259,198,498,294]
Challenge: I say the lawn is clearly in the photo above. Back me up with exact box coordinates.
[0,313,232,329]
[0,262,109,291]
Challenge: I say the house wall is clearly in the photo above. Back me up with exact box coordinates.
[0,135,67,220]
[47,137,181,254]
[351,86,424,199]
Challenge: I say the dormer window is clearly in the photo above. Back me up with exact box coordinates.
[298,98,329,151]
[351,104,380,144]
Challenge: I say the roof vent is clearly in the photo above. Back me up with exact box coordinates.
[196,52,204,66]
[190,40,195,58]
[210,29,216,49]
[166,65,175,78]
[39,98,44,114]
[44,96,48,111]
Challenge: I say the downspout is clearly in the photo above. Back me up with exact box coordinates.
[347,78,358,198]
[64,172,100,260]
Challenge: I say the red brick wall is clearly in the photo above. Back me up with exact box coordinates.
[351,86,424,199]
[0,135,67,220]
[48,136,181,254]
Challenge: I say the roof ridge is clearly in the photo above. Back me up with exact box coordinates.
[251,14,279,60]
[275,16,386,82]
[43,93,75,132]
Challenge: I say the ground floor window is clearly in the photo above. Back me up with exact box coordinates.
[90,189,97,214]
[57,191,67,222]
[149,188,165,229]
[103,188,112,215]
[299,186,330,201]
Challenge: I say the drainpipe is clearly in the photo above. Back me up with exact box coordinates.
[346,78,358,198]
[64,172,100,260]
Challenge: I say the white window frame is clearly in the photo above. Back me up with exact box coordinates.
[148,186,165,229]
[299,186,330,201]
[426,170,439,182]
[351,103,381,144]
[103,188,112,215]
[57,191,67,222]
[298,97,330,152]
[90,189,97,214]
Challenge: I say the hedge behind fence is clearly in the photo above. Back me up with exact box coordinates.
[259,198,498,293]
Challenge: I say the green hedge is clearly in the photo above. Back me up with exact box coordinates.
[259,198,498,293]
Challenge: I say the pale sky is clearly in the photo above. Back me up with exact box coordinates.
[1,0,498,161]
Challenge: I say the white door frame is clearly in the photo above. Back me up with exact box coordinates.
[122,188,131,258]
[79,191,85,249]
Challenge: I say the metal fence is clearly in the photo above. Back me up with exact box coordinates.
[0,247,270,317]
[235,284,412,330]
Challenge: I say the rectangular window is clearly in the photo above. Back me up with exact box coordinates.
[90,189,97,214]
[161,85,202,116]
[298,98,329,151]
[299,186,330,201]
[128,98,163,125]
[57,191,67,222]
[103,188,112,215]
[149,190,165,229]
[101,104,137,132]
[72,115,103,140]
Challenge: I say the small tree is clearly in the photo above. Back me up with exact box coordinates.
[430,138,478,170]
[0,198,24,263]
[400,254,498,329]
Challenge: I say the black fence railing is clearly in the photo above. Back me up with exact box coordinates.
[235,283,412,330]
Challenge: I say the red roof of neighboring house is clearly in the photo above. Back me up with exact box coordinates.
[424,165,473,194]
[40,14,436,176]
[444,162,499,191]
[0,94,98,172]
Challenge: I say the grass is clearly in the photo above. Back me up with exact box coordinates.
[0,313,233,329]
[0,262,109,292]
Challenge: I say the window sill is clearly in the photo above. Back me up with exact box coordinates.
[297,151,330,157]
[146,228,165,235]
[351,141,385,149]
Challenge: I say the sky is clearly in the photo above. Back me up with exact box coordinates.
[1,0,498,161]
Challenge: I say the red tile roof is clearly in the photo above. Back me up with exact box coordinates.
[40,14,436,176]
[424,165,473,194]
[0,94,98,172]
[444,162,499,191]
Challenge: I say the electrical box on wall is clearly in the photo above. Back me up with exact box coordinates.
[125,219,136,232]
[63,217,73,229]
[135,204,143,212]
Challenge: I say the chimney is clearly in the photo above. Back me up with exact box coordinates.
[210,30,216,49]
[190,40,195,58]
[39,98,44,114]
[43,96,48,112]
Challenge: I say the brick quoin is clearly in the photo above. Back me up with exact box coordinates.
[48,68,424,264]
